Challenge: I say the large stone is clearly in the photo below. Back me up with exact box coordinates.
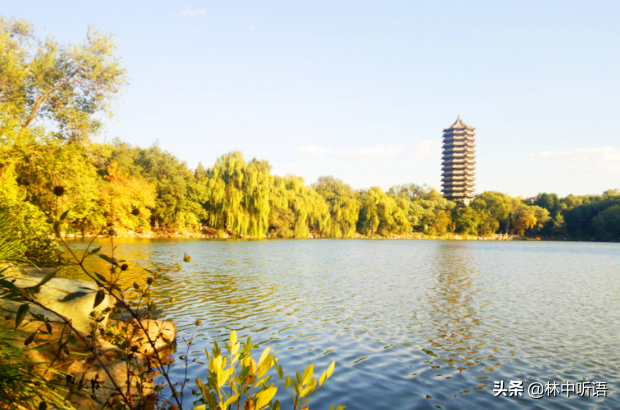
[0,276,113,334]
[0,264,58,277]
[0,274,176,409]
[112,319,177,357]
[69,359,154,409]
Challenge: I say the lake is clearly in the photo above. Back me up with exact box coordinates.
[66,239,620,410]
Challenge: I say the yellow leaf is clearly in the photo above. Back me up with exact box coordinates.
[255,386,277,410]
[302,363,314,386]
[326,360,335,379]
[258,346,271,366]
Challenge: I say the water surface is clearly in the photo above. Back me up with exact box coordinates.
[66,239,620,409]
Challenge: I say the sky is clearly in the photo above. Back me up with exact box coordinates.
[4,1,620,197]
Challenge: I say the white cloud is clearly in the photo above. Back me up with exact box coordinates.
[411,140,441,161]
[294,145,332,157]
[293,140,440,161]
[530,146,620,173]
[248,25,256,30]
[180,9,206,17]
[341,143,408,161]
[566,162,620,173]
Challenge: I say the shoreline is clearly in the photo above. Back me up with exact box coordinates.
[56,230,541,241]
[55,231,618,242]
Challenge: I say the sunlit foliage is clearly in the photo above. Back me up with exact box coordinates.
[0,15,617,242]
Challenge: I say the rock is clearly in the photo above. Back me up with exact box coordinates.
[0,276,113,334]
[70,359,154,409]
[113,319,177,357]
[3,265,58,277]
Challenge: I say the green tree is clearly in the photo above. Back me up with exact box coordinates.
[94,139,207,231]
[312,176,360,238]
[100,162,156,234]
[592,204,620,241]
[0,16,126,238]
[454,207,480,235]
[471,191,513,233]
[270,175,330,238]
[10,138,102,236]
[389,185,454,233]
[0,16,126,143]
[205,152,272,237]
[358,187,409,236]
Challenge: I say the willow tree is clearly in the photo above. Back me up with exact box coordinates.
[205,152,272,237]
[312,176,359,238]
[270,175,330,238]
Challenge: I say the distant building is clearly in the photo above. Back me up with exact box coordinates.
[441,116,476,205]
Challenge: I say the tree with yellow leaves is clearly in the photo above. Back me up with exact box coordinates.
[100,162,155,234]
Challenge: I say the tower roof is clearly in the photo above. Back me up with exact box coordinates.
[443,115,475,131]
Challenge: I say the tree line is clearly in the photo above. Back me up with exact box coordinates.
[3,134,619,241]
[1,16,618,244]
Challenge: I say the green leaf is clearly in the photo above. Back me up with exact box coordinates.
[60,210,70,221]
[255,386,277,410]
[195,378,210,398]
[15,303,29,328]
[272,400,280,410]
[45,322,52,334]
[284,375,291,389]
[94,272,108,283]
[24,331,36,346]
[292,378,299,395]
[25,269,57,291]
[98,254,119,267]
[88,246,102,255]
[93,289,105,309]
[0,278,17,292]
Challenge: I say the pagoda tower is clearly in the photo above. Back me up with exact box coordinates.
[441,115,476,205]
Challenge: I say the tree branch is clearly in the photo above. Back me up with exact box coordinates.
[22,69,81,130]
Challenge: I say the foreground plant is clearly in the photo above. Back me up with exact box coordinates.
[0,216,345,410]
[193,331,344,410]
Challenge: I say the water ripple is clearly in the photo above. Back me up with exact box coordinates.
[64,239,620,410]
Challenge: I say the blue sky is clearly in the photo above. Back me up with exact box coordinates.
[4,1,620,197]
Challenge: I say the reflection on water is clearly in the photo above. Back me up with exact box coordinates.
[411,242,507,406]
[64,239,620,410]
